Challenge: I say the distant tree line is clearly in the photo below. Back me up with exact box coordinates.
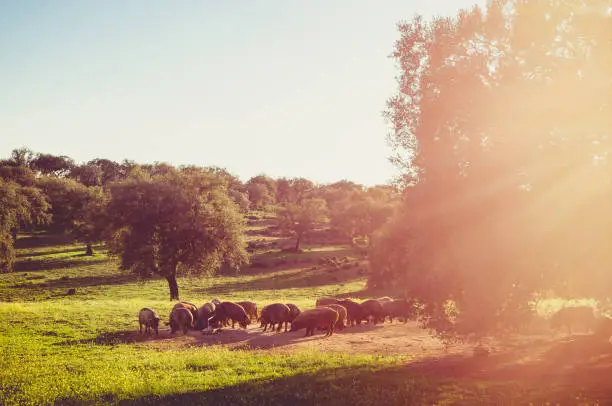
[0,147,398,299]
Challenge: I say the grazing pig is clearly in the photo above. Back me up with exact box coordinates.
[290,308,339,337]
[286,303,302,329]
[209,299,225,325]
[361,299,386,324]
[549,306,597,334]
[382,299,414,323]
[173,302,199,325]
[168,307,193,335]
[337,299,366,326]
[138,308,160,336]
[316,297,339,307]
[237,301,258,322]
[323,304,347,330]
[259,303,291,332]
[196,302,216,330]
[210,301,250,329]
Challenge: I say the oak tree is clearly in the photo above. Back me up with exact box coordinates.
[0,179,50,272]
[276,198,328,251]
[106,166,248,300]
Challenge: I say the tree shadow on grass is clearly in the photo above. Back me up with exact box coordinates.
[58,327,264,347]
[112,366,443,406]
[224,323,385,351]
[15,233,74,249]
[12,273,145,291]
[246,245,358,274]
[15,246,86,258]
[52,334,612,405]
[196,267,364,296]
[57,321,382,350]
[399,334,612,398]
[58,327,217,346]
[60,330,157,346]
[14,257,108,272]
[112,340,612,406]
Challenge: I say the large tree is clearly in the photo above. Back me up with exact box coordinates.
[106,166,248,300]
[276,198,328,251]
[36,177,108,254]
[0,155,50,242]
[2,147,36,168]
[245,175,277,209]
[0,179,50,272]
[30,153,74,177]
[375,0,612,339]
[332,196,396,243]
[0,149,37,187]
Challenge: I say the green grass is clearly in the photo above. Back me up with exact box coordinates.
[1,231,612,405]
[0,232,391,405]
[0,315,403,405]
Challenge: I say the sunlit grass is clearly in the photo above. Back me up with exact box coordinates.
[2,232,611,405]
[0,233,384,404]
[535,297,600,318]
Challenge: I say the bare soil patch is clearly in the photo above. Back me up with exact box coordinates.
[140,321,470,358]
[128,321,612,391]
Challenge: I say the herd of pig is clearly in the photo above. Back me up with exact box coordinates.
[137,296,414,338]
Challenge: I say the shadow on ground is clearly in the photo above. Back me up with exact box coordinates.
[15,246,87,258]
[53,329,612,405]
[246,245,358,273]
[197,267,364,296]
[60,331,156,346]
[14,256,108,272]
[58,321,385,349]
[111,366,440,406]
[394,333,612,404]
[15,234,75,249]
[111,335,612,405]
[12,273,141,290]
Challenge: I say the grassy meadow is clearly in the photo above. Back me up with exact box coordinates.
[1,221,612,405]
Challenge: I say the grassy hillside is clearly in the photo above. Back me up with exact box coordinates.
[1,221,611,405]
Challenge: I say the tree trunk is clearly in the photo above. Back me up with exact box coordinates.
[294,234,301,251]
[11,229,17,243]
[166,273,179,301]
[85,243,93,256]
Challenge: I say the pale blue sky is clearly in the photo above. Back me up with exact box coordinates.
[1,0,482,186]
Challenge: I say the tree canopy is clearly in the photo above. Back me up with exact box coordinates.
[375,0,612,339]
[0,179,50,272]
[106,166,249,300]
[37,177,108,254]
[276,198,328,251]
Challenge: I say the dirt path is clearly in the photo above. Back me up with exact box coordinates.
[144,321,473,359]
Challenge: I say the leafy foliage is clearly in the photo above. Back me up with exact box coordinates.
[277,198,328,251]
[331,195,397,241]
[30,153,74,177]
[106,166,249,299]
[0,179,50,272]
[375,0,612,339]
[36,178,96,232]
[246,175,277,209]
